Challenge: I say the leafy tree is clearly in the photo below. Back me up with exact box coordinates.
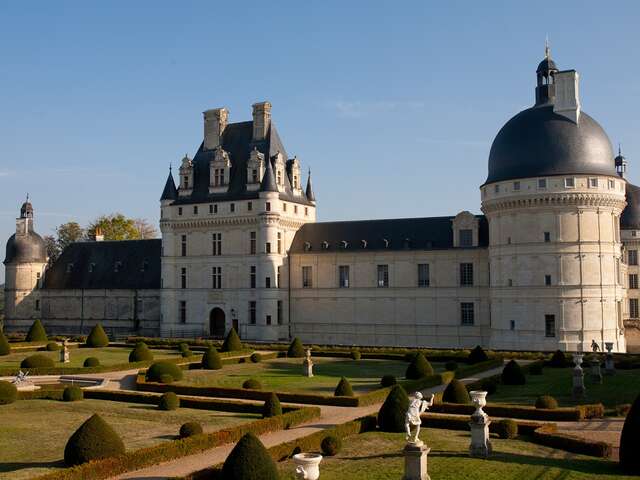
[87,213,141,241]
[56,222,86,250]
[44,235,61,265]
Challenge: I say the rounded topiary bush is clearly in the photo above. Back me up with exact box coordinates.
[181,349,192,358]
[404,351,419,363]
[442,379,471,404]
[63,385,84,402]
[334,377,354,397]
[178,342,190,353]
[405,352,434,380]
[64,414,125,466]
[620,392,640,474]
[549,350,568,368]
[0,331,10,356]
[160,374,174,384]
[535,395,559,409]
[468,345,489,364]
[480,378,498,395]
[21,354,54,369]
[494,419,518,439]
[262,393,282,418]
[250,353,262,363]
[321,435,342,456]
[129,342,154,363]
[146,361,183,383]
[85,323,109,348]
[45,342,60,351]
[350,350,361,360]
[501,359,526,385]
[242,378,262,390]
[201,347,223,370]
[287,337,305,358]
[0,380,18,405]
[378,385,409,432]
[529,363,544,375]
[380,375,397,388]
[158,392,180,411]
[445,360,459,371]
[179,421,203,439]
[83,357,100,367]
[221,432,278,480]
[221,328,242,352]
[26,319,47,342]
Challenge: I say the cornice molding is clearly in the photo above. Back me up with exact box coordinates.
[481,192,626,214]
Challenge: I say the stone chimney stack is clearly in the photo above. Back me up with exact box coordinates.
[554,70,581,124]
[94,227,104,242]
[203,108,229,150]
[252,101,272,141]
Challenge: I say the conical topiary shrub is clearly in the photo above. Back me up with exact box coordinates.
[334,377,354,397]
[620,392,640,474]
[129,342,154,363]
[86,323,109,348]
[262,393,282,418]
[287,337,305,358]
[221,432,279,480]
[467,345,489,364]
[442,379,471,404]
[405,352,434,380]
[221,328,242,352]
[0,380,18,405]
[0,331,10,356]
[25,319,47,342]
[549,350,568,368]
[63,414,125,466]
[378,385,409,432]
[501,359,526,385]
[201,346,223,370]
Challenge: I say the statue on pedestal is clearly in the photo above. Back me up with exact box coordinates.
[604,342,615,375]
[60,338,70,363]
[405,392,434,444]
[303,348,314,377]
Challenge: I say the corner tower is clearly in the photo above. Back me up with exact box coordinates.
[3,198,48,332]
[481,49,627,352]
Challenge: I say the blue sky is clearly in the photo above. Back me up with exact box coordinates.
[1,1,640,278]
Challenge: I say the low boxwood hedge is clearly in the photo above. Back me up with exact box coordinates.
[429,401,604,421]
[146,361,183,383]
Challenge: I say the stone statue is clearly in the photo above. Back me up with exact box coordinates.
[303,348,314,377]
[60,338,70,363]
[12,370,29,385]
[591,339,600,353]
[405,392,434,444]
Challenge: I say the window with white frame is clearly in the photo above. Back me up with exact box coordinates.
[513,181,520,191]
[250,231,256,255]
[212,266,222,289]
[212,233,222,256]
[630,274,639,289]
[377,265,389,288]
[538,178,547,188]
[459,229,473,247]
[589,178,598,188]
[629,250,638,266]
[564,177,575,188]
[460,303,474,325]
[630,299,639,318]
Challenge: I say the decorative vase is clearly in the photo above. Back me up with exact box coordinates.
[469,390,488,418]
[293,452,323,480]
[572,354,583,368]
[604,342,613,353]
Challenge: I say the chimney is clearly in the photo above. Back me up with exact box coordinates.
[203,107,229,150]
[95,227,104,242]
[252,101,272,141]
[554,70,581,124]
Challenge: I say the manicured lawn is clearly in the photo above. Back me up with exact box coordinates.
[487,367,640,409]
[277,429,628,480]
[177,357,428,394]
[0,346,183,369]
[0,398,259,480]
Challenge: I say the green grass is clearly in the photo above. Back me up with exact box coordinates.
[0,346,182,369]
[177,357,427,395]
[0,398,259,480]
[277,429,628,480]
[487,367,640,409]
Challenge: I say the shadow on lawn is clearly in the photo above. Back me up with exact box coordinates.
[0,459,65,473]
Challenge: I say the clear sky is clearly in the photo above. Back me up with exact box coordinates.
[1,1,639,279]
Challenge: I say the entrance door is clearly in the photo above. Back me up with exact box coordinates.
[209,308,226,338]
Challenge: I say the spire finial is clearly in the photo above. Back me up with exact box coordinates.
[619,143,622,156]
[26,193,29,203]
[545,36,551,59]
[169,162,172,173]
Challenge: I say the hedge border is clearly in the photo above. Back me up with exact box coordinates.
[429,402,604,421]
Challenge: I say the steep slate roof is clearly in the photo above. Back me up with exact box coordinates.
[622,183,640,230]
[43,239,161,290]
[305,171,315,202]
[171,121,313,205]
[160,170,178,201]
[260,155,278,192]
[289,216,488,253]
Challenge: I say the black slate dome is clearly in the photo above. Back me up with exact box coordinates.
[622,183,640,230]
[4,231,47,265]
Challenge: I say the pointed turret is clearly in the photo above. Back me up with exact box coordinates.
[305,169,316,203]
[260,157,278,192]
[160,166,178,201]
[615,145,627,178]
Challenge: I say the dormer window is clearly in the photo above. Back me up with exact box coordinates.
[403,238,412,249]
[303,242,311,252]
[183,176,189,188]
[321,241,329,250]
[246,147,265,191]
[178,154,194,196]
[361,240,368,249]
[252,169,258,183]
[114,261,122,273]
[209,146,231,193]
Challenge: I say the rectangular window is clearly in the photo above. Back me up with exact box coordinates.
[513,181,520,191]
[305,207,308,216]
[630,299,639,318]
[418,264,430,287]
[545,314,556,337]
[250,266,256,288]
[181,235,187,256]
[294,205,298,214]
[544,231,551,243]
[179,301,187,324]
[545,274,552,286]
[609,179,615,189]
[460,263,474,286]
[266,202,271,212]
[510,319,515,331]
[461,302,474,325]
[283,203,287,212]
[564,177,575,188]
[302,266,312,288]
[339,265,350,288]
[589,178,598,188]
[494,184,500,194]
[250,232,256,254]
[230,203,235,213]
[178,207,183,216]
[538,178,547,189]
[265,277,271,289]
[277,266,281,288]
[459,229,473,247]
[629,250,638,266]
[377,265,389,288]
[266,242,272,254]
[277,232,282,254]
[266,314,272,326]
[252,169,258,183]
[249,301,256,324]
[184,176,189,188]
[247,201,253,212]
[35,299,40,311]
[209,204,214,214]
[212,266,222,289]
[277,300,283,325]
[214,204,218,214]
[212,233,222,256]
[630,274,639,289]
[193,205,198,215]
[181,267,187,289]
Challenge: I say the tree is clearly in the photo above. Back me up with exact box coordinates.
[44,235,61,266]
[56,222,86,250]
[133,218,158,239]
[87,213,141,241]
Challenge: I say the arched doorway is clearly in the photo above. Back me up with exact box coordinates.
[209,308,226,338]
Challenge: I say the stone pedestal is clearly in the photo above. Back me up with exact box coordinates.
[604,342,615,375]
[303,359,313,377]
[572,354,586,400]
[590,358,603,384]
[469,414,492,457]
[60,346,70,363]
[403,442,430,480]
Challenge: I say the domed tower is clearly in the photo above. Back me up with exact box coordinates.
[3,198,48,332]
[481,49,627,352]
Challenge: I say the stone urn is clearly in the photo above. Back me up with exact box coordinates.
[469,390,488,418]
[572,353,583,369]
[605,342,613,354]
[293,452,323,480]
